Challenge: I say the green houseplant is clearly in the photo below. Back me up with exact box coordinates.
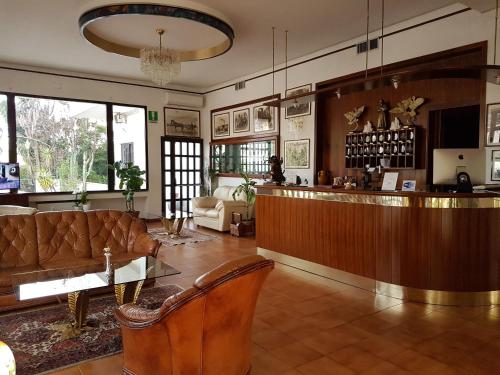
[109,161,145,214]
[232,172,256,220]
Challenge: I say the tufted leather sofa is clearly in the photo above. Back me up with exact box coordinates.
[0,209,160,311]
[115,255,274,375]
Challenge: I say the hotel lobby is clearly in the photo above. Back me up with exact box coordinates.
[0,0,499,374]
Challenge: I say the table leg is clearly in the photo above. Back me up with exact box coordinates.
[53,290,91,340]
[115,280,145,305]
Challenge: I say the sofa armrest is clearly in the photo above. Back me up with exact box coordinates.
[133,233,161,257]
[215,200,247,212]
[115,303,161,325]
[192,196,218,209]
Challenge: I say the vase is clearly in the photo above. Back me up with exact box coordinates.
[317,170,330,185]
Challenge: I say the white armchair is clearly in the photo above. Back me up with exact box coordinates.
[192,186,250,231]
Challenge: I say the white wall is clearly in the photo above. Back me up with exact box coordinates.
[0,66,199,215]
[203,4,496,187]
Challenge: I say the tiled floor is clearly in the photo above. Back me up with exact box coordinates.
[51,220,499,374]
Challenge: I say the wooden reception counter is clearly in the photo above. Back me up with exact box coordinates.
[256,185,500,305]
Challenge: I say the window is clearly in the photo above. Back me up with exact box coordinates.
[113,105,147,190]
[211,136,277,176]
[15,96,108,193]
[0,92,148,194]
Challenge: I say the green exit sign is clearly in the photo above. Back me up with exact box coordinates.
[148,110,158,123]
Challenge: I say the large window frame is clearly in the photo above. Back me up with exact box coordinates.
[210,134,279,178]
[0,91,149,195]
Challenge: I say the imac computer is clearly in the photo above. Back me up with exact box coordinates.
[433,149,485,185]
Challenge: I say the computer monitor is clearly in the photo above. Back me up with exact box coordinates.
[0,162,20,190]
[433,149,485,185]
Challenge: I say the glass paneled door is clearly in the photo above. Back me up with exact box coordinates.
[161,137,203,218]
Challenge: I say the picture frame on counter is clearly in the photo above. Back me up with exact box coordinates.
[233,108,250,133]
[253,105,275,132]
[284,139,310,169]
[212,112,230,137]
[285,84,312,119]
[486,103,500,145]
[164,107,200,138]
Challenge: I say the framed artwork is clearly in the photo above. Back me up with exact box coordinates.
[285,84,312,118]
[233,108,250,133]
[213,112,230,137]
[253,105,275,132]
[492,150,500,181]
[487,103,500,145]
[164,107,200,137]
[284,139,310,169]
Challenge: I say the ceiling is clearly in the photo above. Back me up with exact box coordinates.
[0,0,494,90]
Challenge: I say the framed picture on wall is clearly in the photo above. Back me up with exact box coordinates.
[285,84,312,119]
[487,103,500,145]
[492,150,500,181]
[164,107,200,137]
[284,139,310,169]
[253,105,275,132]
[233,108,250,133]
[213,112,230,137]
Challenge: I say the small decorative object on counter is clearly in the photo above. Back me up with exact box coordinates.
[317,170,330,185]
[333,176,344,187]
[377,99,388,130]
[268,155,286,185]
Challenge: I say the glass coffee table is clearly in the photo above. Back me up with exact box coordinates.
[11,256,180,339]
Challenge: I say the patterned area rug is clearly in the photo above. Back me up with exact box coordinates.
[148,227,216,247]
[0,285,183,375]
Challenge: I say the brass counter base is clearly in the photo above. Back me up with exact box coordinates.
[257,247,499,306]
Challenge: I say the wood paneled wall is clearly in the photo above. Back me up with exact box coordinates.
[315,42,487,187]
[256,194,500,293]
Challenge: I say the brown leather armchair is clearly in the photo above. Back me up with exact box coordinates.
[115,255,274,375]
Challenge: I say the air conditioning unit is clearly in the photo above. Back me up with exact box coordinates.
[165,91,204,108]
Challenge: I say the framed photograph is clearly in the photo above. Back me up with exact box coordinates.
[285,84,312,118]
[381,172,399,191]
[284,139,310,169]
[213,112,230,137]
[164,107,200,138]
[492,150,500,181]
[233,108,250,133]
[253,105,275,133]
[401,180,416,191]
[487,103,500,145]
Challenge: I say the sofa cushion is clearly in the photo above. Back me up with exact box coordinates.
[213,186,236,201]
[0,205,37,216]
[0,215,38,268]
[87,210,133,257]
[35,211,91,265]
[193,208,219,219]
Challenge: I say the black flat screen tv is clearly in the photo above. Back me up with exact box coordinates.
[0,163,20,190]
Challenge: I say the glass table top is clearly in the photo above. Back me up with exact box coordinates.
[12,256,180,301]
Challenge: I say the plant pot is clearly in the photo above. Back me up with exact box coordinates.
[230,218,255,237]
[82,203,91,211]
[73,205,83,211]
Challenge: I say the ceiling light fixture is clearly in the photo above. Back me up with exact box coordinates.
[140,28,180,87]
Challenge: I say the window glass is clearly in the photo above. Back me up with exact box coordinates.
[0,95,7,163]
[113,105,147,190]
[15,96,107,193]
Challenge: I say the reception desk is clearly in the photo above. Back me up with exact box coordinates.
[256,185,500,305]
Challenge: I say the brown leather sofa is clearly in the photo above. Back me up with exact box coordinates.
[0,209,160,311]
[115,255,274,375]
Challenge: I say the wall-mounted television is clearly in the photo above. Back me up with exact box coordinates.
[0,163,20,190]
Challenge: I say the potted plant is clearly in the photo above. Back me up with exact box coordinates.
[109,161,145,216]
[80,191,91,211]
[231,172,256,236]
[72,191,83,211]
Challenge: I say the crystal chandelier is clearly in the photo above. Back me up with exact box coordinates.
[140,28,180,87]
